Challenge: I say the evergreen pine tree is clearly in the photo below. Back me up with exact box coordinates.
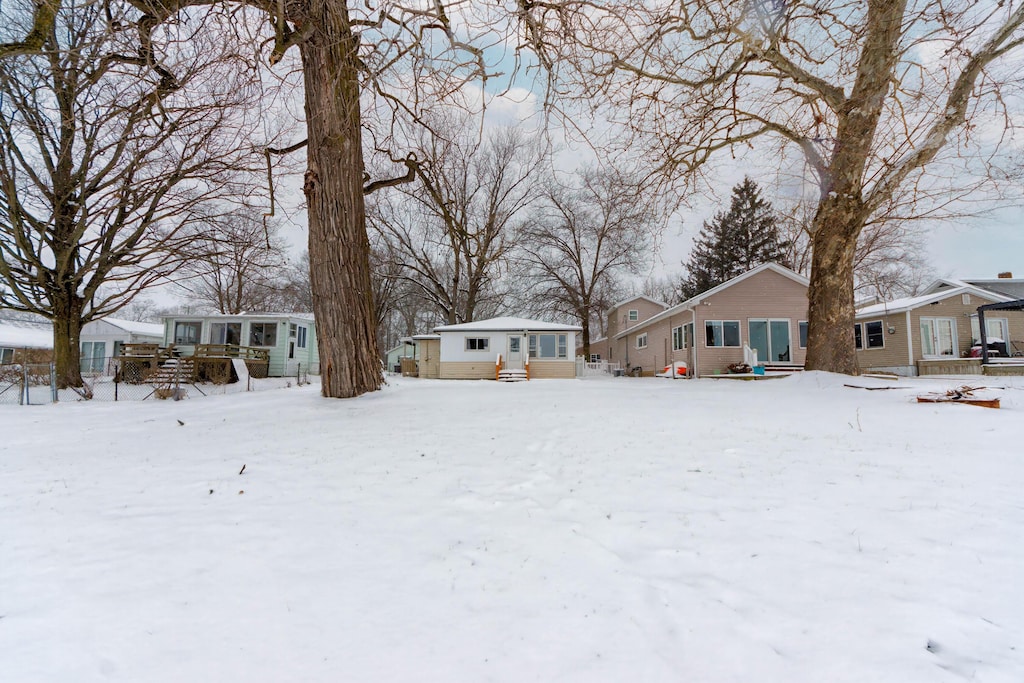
[678,177,788,299]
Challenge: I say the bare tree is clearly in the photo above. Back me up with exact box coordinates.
[520,167,656,356]
[370,121,542,325]
[175,209,290,314]
[519,1,1024,374]
[0,2,260,387]
[278,251,313,313]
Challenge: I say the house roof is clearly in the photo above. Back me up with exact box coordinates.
[161,312,314,322]
[433,316,582,333]
[98,317,164,337]
[614,263,809,339]
[963,279,1024,300]
[607,294,669,313]
[0,319,53,349]
[855,285,1012,318]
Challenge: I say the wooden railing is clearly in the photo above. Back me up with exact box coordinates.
[495,353,502,380]
[193,344,269,362]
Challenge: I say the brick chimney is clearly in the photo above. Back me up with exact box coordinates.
[998,271,1013,279]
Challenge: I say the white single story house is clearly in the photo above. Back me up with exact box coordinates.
[160,313,318,377]
[414,317,581,380]
[79,317,164,374]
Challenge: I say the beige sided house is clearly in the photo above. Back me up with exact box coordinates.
[603,263,810,377]
[585,295,669,362]
[415,317,581,380]
[855,281,1022,376]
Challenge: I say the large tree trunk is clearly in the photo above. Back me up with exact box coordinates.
[52,292,84,389]
[299,1,381,398]
[804,202,861,375]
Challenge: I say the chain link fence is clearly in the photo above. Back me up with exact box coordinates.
[0,364,58,405]
[1,358,317,405]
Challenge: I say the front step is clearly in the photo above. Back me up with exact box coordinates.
[498,369,528,382]
[762,364,804,373]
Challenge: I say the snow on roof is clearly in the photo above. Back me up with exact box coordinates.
[433,316,582,333]
[606,294,669,313]
[857,285,1012,317]
[100,317,164,337]
[0,319,53,349]
[160,312,314,322]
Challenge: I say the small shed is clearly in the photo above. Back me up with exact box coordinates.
[384,337,417,373]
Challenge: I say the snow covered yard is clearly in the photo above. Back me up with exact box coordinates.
[2,373,1022,682]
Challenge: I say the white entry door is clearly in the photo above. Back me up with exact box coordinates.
[506,335,523,370]
[920,317,957,357]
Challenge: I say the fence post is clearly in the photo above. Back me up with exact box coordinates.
[50,363,57,402]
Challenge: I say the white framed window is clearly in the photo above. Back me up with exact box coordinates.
[174,321,202,345]
[799,321,808,348]
[296,326,308,349]
[971,316,1009,345]
[672,325,684,351]
[465,337,490,351]
[211,322,242,345]
[628,309,639,321]
[529,333,568,359]
[589,353,601,362]
[636,333,648,349]
[0,347,13,364]
[705,320,740,347]
[249,322,278,347]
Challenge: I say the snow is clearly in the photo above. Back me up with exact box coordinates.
[2,373,1023,682]
[98,318,164,337]
[433,316,582,332]
[0,320,53,349]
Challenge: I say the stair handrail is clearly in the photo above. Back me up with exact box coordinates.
[495,353,502,380]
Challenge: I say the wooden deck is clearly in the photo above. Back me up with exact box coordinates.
[114,343,270,384]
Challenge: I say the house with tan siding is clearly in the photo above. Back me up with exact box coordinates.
[855,283,1022,376]
[417,317,581,380]
[585,295,669,363]
[602,263,810,377]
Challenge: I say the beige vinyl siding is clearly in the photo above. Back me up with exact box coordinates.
[694,269,808,375]
[621,312,696,375]
[853,315,911,371]
[438,361,497,379]
[528,360,576,379]
[418,339,440,378]
[607,298,668,338]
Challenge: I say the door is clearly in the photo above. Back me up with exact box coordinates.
[748,320,792,364]
[920,318,956,357]
[506,335,523,370]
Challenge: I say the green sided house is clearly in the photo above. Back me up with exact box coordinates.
[415,317,581,380]
[161,313,318,378]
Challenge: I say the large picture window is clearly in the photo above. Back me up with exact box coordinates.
[211,322,242,345]
[528,333,568,359]
[705,320,740,347]
[174,321,202,345]
[249,322,278,347]
[465,337,489,351]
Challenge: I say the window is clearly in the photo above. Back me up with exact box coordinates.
[465,337,489,351]
[864,320,884,349]
[799,321,808,349]
[672,325,685,351]
[854,323,862,349]
[296,326,308,349]
[210,322,242,345]
[174,321,202,345]
[636,333,648,349]
[528,333,568,359]
[971,316,1008,345]
[589,354,601,362]
[705,320,740,347]
[249,322,278,347]
[0,348,12,364]
[628,309,639,321]
[80,341,106,374]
